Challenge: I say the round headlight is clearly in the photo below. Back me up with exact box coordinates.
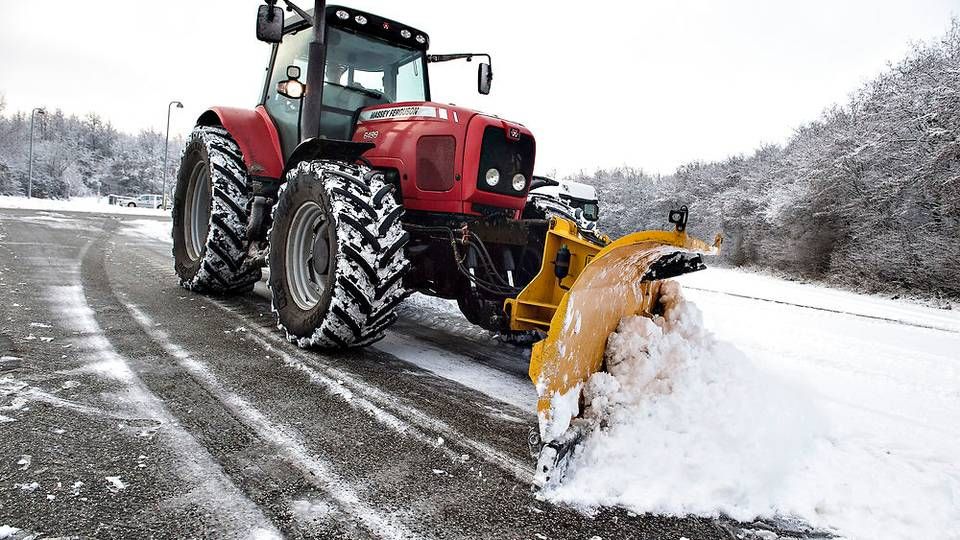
[400,29,412,39]
[484,168,500,186]
[415,34,426,44]
[336,10,349,20]
[355,15,368,25]
[512,173,526,191]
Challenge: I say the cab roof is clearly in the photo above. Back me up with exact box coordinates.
[285,5,430,51]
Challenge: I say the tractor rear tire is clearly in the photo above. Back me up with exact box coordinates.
[172,125,262,294]
[268,160,410,348]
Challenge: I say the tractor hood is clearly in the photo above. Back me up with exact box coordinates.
[353,101,536,216]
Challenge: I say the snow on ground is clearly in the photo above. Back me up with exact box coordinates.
[396,293,496,343]
[121,219,172,243]
[0,196,169,217]
[375,331,536,412]
[545,270,960,540]
[680,267,959,331]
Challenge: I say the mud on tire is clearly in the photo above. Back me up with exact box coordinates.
[172,126,262,294]
[268,160,410,348]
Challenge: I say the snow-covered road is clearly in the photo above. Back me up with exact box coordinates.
[0,208,747,539]
[681,270,960,539]
[1,203,956,539]
[547,269,959,540]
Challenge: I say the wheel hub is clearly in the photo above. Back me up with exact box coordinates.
[184,161,211,262]
[285,201,329,311]
[311,225,330,277]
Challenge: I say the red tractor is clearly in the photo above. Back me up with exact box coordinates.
[173,0,718,482]
[173,1,545,345]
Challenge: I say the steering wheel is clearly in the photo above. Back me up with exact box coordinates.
[326,80,384,100]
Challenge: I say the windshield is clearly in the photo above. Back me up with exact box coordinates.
[325,27,427,102]
[563,196,599,221]
[319,27,427,139]
[580,202,599,221]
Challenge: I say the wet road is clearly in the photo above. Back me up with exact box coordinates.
[0,209,819,539]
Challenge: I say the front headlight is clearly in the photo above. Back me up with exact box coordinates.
[485,168,500,186]
[512,173,526,191]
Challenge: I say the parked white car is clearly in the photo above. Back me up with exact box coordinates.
[126,194,164,208]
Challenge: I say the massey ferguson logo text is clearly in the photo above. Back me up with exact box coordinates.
[360,106,437,122]
[368,106,421,119]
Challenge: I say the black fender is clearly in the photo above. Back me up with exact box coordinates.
[283,138,375,179]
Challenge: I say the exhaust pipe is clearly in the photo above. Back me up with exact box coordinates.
[302,0,327,141]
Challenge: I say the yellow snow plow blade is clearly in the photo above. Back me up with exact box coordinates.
[505,217,720,443]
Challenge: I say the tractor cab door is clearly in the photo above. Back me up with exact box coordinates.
[264,27,312,159]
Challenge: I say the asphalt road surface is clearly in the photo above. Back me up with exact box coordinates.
[0,209,824,539]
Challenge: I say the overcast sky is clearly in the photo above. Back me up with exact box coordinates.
[1,1,957,176]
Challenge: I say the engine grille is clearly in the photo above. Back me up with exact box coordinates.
[476,126,535,196]
[416,135,456,192]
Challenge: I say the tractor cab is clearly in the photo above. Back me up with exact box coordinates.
[262,6,431,157]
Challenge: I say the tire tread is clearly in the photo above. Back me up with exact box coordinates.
[270,160,410,348]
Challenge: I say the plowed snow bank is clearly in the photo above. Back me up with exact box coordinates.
[544,281,959,540]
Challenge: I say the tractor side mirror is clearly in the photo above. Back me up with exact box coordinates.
[478,62,492,95]
[277,65,306,99]
[256,4,284,43]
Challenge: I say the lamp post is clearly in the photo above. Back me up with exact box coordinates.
[162,100,183,209]
[27,107,46,199]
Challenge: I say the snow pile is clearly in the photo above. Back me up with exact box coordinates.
[545,281,960,540]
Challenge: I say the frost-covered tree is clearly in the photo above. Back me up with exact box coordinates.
[0,101,182,200]
[567,19,960,298]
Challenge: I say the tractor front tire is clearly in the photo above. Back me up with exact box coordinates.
[172,125,262,294]
[268,160,410,348]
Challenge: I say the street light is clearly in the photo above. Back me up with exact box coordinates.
[27,107,46,199]
[162,100,184,209]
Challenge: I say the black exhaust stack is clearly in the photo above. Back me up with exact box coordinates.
[302,0,327,141]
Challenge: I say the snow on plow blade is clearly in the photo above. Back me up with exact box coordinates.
[504,216,720,484]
